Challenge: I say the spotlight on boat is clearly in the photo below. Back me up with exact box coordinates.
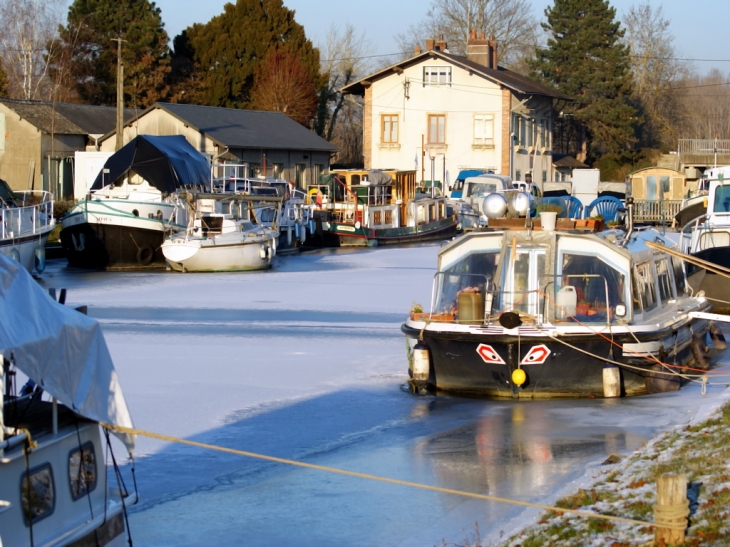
[483,193,508,219]
[507,192,531,217]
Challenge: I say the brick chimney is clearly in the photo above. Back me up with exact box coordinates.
[466,30,490,67]
[425,38,435,51]
[434,35,448,52]
[487,34,498,69]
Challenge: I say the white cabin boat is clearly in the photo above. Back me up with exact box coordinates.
[0,254,136,546]
[162,194,279,272]
[680,166,730,309]
[0,180,55,274]
[402,203,715,398]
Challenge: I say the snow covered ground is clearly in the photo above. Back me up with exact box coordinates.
[38,245,730,547]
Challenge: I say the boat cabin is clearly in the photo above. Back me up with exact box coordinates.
[430,227,687,325]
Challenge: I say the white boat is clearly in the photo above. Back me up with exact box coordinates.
[0,253,137,546]
[210,164,315,252]
[0,180,55,274]
[162,194,279,272]
[60,135,209,270]
[680,165,730,309]
[402,199,716,398]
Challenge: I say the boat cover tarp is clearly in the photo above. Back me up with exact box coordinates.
[0,254,135,453]
[367,170,393,186]
[90,134,210,194]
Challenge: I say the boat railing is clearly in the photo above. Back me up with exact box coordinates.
[680,213,708,254]
[1,194,54,240]
[632,199,683,224]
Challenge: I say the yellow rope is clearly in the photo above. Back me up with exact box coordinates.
[100,423,686,530]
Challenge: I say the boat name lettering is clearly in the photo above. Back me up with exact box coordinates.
[339,225,357,233]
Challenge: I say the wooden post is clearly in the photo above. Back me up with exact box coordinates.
[654,473,688,545]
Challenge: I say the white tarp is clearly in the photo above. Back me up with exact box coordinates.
[0,254,135,453]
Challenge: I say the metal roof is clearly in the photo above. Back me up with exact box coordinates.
[0,98,135,135]
[341,50,572,101]
[119,103,338,153]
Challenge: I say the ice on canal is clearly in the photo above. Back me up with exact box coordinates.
[38,244,730,547]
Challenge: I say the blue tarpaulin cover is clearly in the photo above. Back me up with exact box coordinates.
[90,134,210,194]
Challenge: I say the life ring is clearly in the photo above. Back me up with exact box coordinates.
[308,188,319,204]
[136,245,155,265]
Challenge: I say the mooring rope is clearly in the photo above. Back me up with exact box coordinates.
[100,423,686,531]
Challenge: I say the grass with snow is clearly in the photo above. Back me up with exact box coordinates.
[494,400,730,547]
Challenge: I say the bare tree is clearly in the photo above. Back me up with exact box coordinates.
[395,0,537,69]
[0,0,64,100]
[623,1,687,149]
[676,69,730,140]
[315,24,373,144]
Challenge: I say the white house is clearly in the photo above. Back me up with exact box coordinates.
[341,33,572,190]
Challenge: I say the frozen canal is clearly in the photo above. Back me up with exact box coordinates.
[39,244,730,547]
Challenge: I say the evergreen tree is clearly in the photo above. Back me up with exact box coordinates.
[529,0,638,162]
[53,0,170,107]
[170,0,321,110]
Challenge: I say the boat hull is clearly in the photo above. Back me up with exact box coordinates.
[308,217,458,247]
[402,319,710,399]
[162,234,275,272]
[60,201,183,270]
[0,228,53,273]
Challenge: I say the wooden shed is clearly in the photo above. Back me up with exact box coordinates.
[628,167,686,223]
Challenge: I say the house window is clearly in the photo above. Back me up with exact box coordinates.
[516,170,521,181]
[474,114,494,146]
[542,171,547,183]
[428,114,446,144]
[69,442,97,500]
[273,163,284,178]
[314,164,324,183]
[21,464,55,524]
[540,119,546,148]
[381,114,398,143]
[423,66,451,86]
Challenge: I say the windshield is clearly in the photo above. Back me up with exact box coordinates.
[466,182,498,198]
[713,184,730,213]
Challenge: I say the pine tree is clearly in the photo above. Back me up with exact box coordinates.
[529,0,638,162]
[170,0,321,111]
[53,0,170,107]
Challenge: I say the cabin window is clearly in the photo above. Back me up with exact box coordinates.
[559,253,627,322]
[21,463,55,524]
[417,205,425,224]
[474,114,494,146]
[466,182,497,198]
[634,261,657,313]
[713,184,730,213]
[423,66,451,86]
[436,250,500,316]
[428,114,446,144]
[672,256,686,295]
[373,211,382,225]
[381,114,399,144]
[351,174,360,186]
[656,259,674,303]
[385,210,393,224]
[69,442,97,500]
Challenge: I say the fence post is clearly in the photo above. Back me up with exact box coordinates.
[654,473,689,545]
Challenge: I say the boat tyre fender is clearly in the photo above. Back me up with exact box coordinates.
[136,245,155,266]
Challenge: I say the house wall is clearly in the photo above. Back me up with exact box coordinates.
[0,106,42,191]
[365,58,554,190]
[41,134,86,199]
[100,108,331,190]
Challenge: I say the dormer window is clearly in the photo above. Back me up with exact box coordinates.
[423,66,451,86]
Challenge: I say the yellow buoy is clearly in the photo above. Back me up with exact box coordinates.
[512,368,526,386]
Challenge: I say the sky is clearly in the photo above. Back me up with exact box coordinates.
[146,0,729,76]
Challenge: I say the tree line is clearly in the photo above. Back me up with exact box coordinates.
[0,0,727,176]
